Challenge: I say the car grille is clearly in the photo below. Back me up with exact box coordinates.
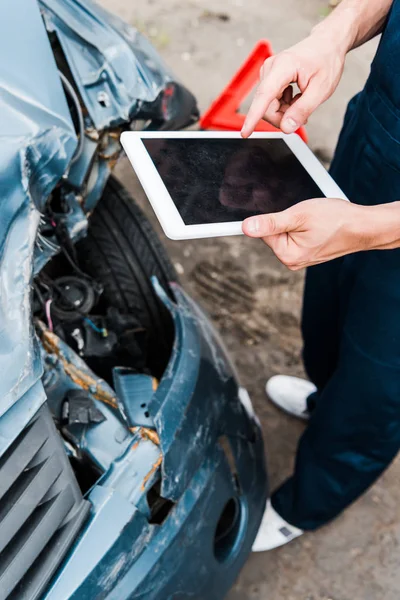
[0,403,90,600]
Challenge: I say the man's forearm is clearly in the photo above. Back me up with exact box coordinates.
[312,0,393,56]
[361,202,400,251]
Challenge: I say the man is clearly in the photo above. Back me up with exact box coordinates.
[240,0,400,551]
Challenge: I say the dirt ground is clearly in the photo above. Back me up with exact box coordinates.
[100,1,400,598]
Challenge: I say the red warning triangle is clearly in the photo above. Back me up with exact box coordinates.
[200,40,308,143]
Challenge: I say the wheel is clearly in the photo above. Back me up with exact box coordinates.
[79,176,177,378]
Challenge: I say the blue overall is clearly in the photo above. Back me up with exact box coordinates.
[272,1,400,530]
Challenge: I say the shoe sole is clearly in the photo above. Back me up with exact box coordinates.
[266,392,310,421]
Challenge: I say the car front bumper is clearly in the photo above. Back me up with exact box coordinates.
[44,282,268,600]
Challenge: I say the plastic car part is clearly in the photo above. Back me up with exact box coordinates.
[50,276,96,321]
[0,403,89,600]
[40,335,135,475]
[62,389,106,426]
[139,82,200,131]
[113,368,156,429]
[214,497,242,563]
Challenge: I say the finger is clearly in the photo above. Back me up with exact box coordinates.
[282,85,293,106]
[241,58,295,137]
[259,233,303,271]
[258,233,283,253]
[242,209,300,238]
[281,78,323,133]
[263,98,283,129]
[263,86,293,128]
[262,234,305,271]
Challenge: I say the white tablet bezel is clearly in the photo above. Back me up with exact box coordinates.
[120,131,348,240]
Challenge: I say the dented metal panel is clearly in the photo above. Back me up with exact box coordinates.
[40,0,174,130]
[0,0,77,418]
[0,0,193,417]
[150,280,258,500]
[45,419,267,600]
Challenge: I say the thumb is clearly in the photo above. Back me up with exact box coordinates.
[242,210,298,238]
[280,79,323,133]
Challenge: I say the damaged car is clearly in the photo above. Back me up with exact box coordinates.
[0,1,268,599]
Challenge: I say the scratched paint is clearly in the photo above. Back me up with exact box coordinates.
[141,455,163,491]
[1,1,267,597]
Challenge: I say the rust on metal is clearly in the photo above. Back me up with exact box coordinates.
[39,323,163,468]
[97,128,122,169]
[39,326,118,409]
[139,427,160,446]
[130,426,160,446]
[141,455,162,491]
[130,440,140,452]
[85,127,100,142]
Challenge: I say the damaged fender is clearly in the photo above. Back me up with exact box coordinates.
[0,0,77,417]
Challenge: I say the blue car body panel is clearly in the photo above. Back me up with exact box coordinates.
[0,0,77,419]
[44,284,267,600]
[40,0,173,130]
[0,0,179,418]
[0,1,268,598]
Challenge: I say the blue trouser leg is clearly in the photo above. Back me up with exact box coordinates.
[272,249,400,530]
[301,259,344,412]
[270,0,400,531]
[271,78,400,529]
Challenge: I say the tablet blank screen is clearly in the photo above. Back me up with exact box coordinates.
[143,138,324,225]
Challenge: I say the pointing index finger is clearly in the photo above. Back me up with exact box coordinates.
[241,58,295,138]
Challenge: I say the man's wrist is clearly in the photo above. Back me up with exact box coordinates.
[354,203,400,251]
[311,6,358,56]
[311,0,393,54]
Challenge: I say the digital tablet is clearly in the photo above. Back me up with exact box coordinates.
[120,131,348,240]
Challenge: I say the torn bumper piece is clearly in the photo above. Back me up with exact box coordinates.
[44,283,268,600]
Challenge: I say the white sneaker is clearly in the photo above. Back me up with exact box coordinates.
[252,500,303,552]
[266,375,316,421]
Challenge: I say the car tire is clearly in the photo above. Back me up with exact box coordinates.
[80,176,177,377]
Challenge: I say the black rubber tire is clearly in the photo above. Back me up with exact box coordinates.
[79,176,177,377]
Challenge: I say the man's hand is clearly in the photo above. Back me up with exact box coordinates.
[242,199,400,270]
[241,33,347,137]
[241,0,393,138]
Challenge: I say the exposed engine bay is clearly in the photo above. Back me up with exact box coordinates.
[30,5,197,468]
[35,258,149,394]
[27,7,195,491]
[33,203,172,492]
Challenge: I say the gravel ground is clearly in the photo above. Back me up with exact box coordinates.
[100,1,400,598]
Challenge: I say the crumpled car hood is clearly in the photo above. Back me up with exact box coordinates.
[40,0,174,130]
[0,0,77,418]
[0,0,176,418]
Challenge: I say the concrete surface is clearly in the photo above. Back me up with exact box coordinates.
[100,1,400,598]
